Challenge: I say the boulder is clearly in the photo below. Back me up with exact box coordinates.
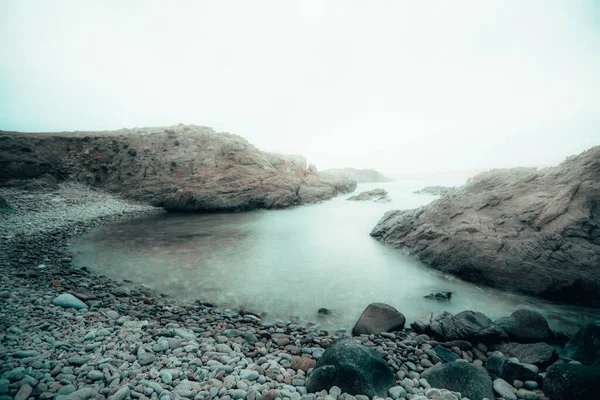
[494,310,552,343]
[492,342,558,368]
[544,363,600,400]
[564,321,600,365]
[305,339,395,397]
[370,146,600,305]
[412,310,504,343]
[352,303,406,336]
[420,361,495,400]
[485,354,538,383]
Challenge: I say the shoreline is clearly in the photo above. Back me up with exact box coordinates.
[0,185,584,400]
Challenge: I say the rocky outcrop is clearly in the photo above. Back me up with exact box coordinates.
[371,146,600,305]
[347,188,390,202]
[320,168,393,183]
[413,185,455,196]
[544,363,600,400]
[0,125,356,212]
[564,321,600,365]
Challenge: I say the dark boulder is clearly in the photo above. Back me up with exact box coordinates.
[492,342,558,368]
[420,362,495,400]
[485,353,538,382]
[564,321,600,365]
[412,310,504,343]
[434,346,460,363]
[305,338,395,397]
[494,309,552,343]
[544,363,600,400]
[352,303,405,336]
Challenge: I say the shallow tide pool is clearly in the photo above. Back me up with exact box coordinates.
[71,181,600,333]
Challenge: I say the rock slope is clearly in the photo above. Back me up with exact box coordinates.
[0,125,356,212]
[371,146,600,305]
[319,168,393,183]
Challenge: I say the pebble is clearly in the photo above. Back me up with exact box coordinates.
[52,293,88,309]
[493,378,517,400]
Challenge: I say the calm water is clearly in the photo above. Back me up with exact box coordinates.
[72,181,599,333]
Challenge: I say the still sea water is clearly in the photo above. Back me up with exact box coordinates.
[71,180,600,333]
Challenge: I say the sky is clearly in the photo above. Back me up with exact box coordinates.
[1,1,599,175]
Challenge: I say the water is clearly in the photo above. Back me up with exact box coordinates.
[72,180,599,333]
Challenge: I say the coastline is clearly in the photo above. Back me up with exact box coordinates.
[0,185,577,400]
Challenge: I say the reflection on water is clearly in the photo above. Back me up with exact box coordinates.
[72,181,599,333]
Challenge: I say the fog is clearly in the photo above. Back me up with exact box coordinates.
[1,1,599,175]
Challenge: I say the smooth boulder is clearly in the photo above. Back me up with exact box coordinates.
[305,339,395,397]
[544,363,600,400]
[492,342,558,368]
[420,361,495,400]
[352,303,405,336]
[494,309,552,343]
[564,321,600,365]
[485,354,538,383]
[53,293,88,310]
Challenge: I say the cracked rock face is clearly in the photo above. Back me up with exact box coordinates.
[0,125,356,211]
[370,146,600,305]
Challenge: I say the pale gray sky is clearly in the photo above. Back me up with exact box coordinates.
[1,1,599,174]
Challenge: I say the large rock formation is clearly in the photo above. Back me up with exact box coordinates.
[0,125,356,211]
[320,168,393,183]
[371,146,600,305]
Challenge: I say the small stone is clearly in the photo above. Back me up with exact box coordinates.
[231,389,247,399]
[493,378,516,400]
[138,353,156,366]
[68,356,87,366]
[240,370,259,381]
[14,384,32,400]
[516,389,537,400]
[53,293,88,309]
[388,386,407,400]
[329,386,341,397]
[108,386,131,400]
[523,381,538,390]
[13,350,39,358]
[87,370,104,381]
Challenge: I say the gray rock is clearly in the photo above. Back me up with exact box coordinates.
[306,338,394,397]
[412,311,503,342]
[388,386,407,400]
[87,370,104,381]
[492,379,516,400]
[1,126,356,212]
[564,321,600,365]
[434,346,460,363]
[370,147,600,304]
[352,303,406,336]
[494,310,552,343]
[240,370,259,381]
[420,362,495,400]
[138,353,156,366]
[492,342,558,367]
[52,293,88,310]
[108,386,131,400]
[347,189,390,202]
[230,389,247,399]
[544,363,600,400]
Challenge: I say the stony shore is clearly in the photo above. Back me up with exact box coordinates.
[0,185,596,400]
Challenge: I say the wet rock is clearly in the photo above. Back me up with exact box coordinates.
[544,363,600,400]
[492,342,558,367]
[352,303,406,336]
[424,292,452,301]
[564,321,600,365]
[420,362,495,400]
[494,309,552,343]
[347,189,389,202]
[305,338,394,397]
[291,357,317,372]
[412,310,503,342]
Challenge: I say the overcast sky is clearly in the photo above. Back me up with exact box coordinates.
[1,1,599,174]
